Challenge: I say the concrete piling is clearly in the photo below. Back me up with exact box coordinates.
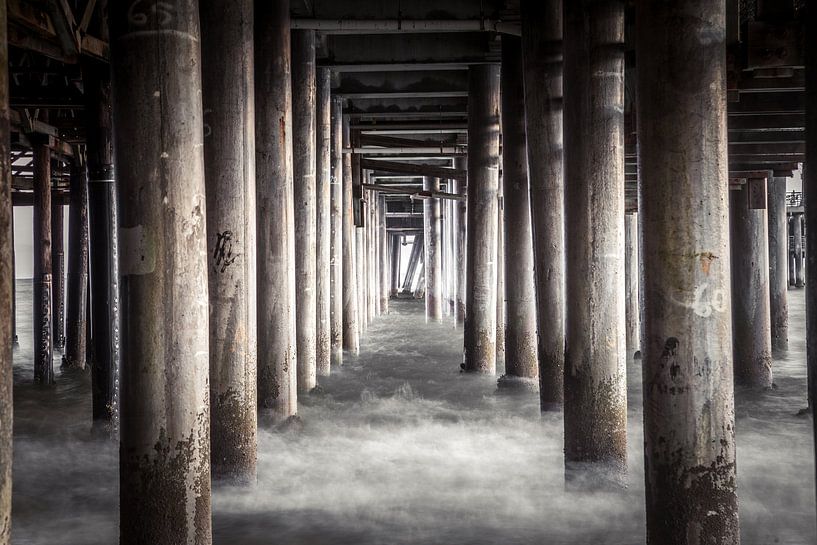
[463,65,500,374]
[255,0,298,421]
[625,213,641,358]
[83,39,121,432]
[330,96,344,363]
[0,1,12,538]
[767,177,788,352]
[50,198,64,351]
[201,0,258,483]
[32,138,53,386]
[292,29,318,393]
[316,67,332,377]
[500,35,538,382]
[521,0,565,409]
[423,176,443,322]
[110,0,212,540]
[342,117,360,353]
[63,158,89,370]
[563,0,627,486]
[730,184,773,389]
[637,0,739,541]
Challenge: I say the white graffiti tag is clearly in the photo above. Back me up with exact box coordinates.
[673,283,728,318]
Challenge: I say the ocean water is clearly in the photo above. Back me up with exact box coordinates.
[9,280,816,544]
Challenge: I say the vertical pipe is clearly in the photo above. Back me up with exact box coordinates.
[201,0,257,484]
[624,213,640,358]
[795,213,805,287]
[316,67,332,377]
[83,15,120,431]
[63,158,89,370]
[379,194,389,313]
[454,158,467,326]
[521,0,564,409]
[0,1,12,539]
[563,0,626,486]
[423,176,443,322]
[500,35,538,382]
[730,185,773,388]
[390,234,400,296]
[463,65,500,373]
[51,199,64,351]
[329,96,343,363]
[342,116,360,352]
[292,29,317,393]
[637,0,739,541]
[33,139,53,385]
[109,1,212,541]
[255,0,297,421]
[767,177,789,352]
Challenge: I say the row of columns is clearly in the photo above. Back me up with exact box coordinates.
[455,0,791,541]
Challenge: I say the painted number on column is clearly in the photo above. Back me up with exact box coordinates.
[128,0,175,27]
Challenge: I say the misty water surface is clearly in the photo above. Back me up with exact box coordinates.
[9,281,816,544]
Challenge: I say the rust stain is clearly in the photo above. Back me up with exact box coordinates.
[698,252,718,275]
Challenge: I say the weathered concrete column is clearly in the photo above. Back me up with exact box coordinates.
[390,234,401,295]
[10,206,16,349]
[805,2,817,508]
[342,117,360,352]
[367,191,377,320]
[51,199,65,351]
[379,194,389,313]
[0,1,12,538]
[330,96,343,363]
[446,190,457,316]
[624,213,640,358]
[463,65,500,373]
[730,184,773,388]
[424,176,443,322]
[83,51,120,432]
[794,212,805,287]
[500,35,538,382]
[522,0,564,409]
[33,138,53,385]
[454,159,467,326]
[768,177,789,351]
[356,225,367,334]
[563,0,626,486]
[201,0,257,484]
[292,29,317,393]
[496,173,505,370]
[255,0,297,421]
[316,66,332,377]
[637,0,739,541]
[110,1,212,541]
[789,215,797,287]
[370,192,379,317]
[63,159,89,370]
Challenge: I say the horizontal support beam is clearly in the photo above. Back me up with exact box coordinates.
[345,146,465,155]
[364,182,464,201]
[339,91,468,99]
[293,18,520,35]
[360,158,464,180]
